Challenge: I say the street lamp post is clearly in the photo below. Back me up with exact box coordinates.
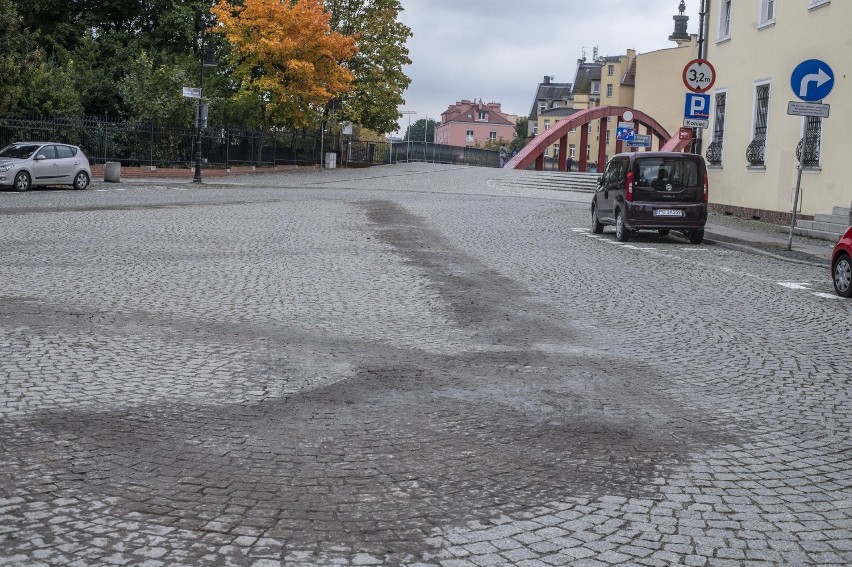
[400,110,416,163]
[193,32,216,183]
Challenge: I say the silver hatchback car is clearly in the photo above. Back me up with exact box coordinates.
[0,142,91,191]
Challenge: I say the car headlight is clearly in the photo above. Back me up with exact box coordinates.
[0,165,12,173]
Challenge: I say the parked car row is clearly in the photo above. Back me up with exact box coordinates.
[0,142,91,191]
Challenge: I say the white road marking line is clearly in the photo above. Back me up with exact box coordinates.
[778,282,811,290]
[812,292,843,300]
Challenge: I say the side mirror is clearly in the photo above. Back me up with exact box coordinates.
[34,154,46,161]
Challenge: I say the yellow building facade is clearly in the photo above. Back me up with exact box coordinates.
[705,0,849,219]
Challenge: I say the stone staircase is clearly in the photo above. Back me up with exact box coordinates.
[496,171,600,193]
[789,206,851,242]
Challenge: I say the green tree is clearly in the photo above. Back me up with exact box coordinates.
[403,118,436,143]
[513,117,529,150]
[19,61,84,117]
[119,52,197,126]
[0,0,40,114]
[325,0,412,134]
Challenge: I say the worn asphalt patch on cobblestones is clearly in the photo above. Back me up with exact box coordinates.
[1,164,851,566]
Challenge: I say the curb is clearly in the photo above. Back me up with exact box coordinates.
[703,235,830,268]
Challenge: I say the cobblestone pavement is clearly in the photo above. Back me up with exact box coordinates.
[1,164,850,566]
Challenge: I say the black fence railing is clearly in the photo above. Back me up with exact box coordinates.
[0,115,505,170]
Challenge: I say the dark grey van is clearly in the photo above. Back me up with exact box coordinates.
[591,152,708,244]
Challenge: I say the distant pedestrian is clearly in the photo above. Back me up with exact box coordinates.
[499,145,508,167]
[567,157,574,172]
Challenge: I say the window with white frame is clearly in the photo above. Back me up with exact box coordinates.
[544,119,550,130]
[759,0,775,26]
[538,101,546,113]
[569,144,576,158]
[591,81,600,94]
[747,83,770,167]
[606,84,613,98]
[533,123,538,135]
[706,91,727,166]
[489,131,497,141]
[466,129,474,143]
[477,110,487,121]
[798,116,822,167]
[718,0,732,39]
[808,0,829,11]
[607,65,614,76]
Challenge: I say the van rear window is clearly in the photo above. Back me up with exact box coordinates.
[634,158,701,189]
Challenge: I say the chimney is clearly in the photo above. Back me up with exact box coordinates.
[543,76,551,85]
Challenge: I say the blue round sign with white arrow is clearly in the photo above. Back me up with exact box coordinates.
[791,59,834,102]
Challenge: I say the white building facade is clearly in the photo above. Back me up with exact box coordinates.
[704,0,849,220]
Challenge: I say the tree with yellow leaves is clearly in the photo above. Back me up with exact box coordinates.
[211,0,357,130]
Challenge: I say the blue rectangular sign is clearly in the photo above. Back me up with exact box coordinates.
[684,93,710,120]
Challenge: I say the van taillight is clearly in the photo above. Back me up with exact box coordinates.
[625,171,634,202]
[702,172,709,203]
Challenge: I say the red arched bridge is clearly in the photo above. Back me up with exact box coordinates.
[506,106,690,171]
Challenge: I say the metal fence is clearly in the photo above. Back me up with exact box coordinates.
[0,115,504,169]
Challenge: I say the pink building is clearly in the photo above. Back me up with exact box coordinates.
[434,100,516,147]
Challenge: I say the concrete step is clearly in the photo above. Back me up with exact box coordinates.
[788,226,846,242]
[788,204,850,242]
[501,172,599,193]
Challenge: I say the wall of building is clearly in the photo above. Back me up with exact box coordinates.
[705,0,848,217]
[435,122,515,148]
[634,38,698,147]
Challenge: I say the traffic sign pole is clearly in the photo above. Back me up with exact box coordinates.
[786,59,834,251]
[788,117,806,252]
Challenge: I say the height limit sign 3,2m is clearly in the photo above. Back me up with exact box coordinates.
[683,59,716,93]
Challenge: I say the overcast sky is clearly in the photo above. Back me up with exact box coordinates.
[395,1,702,133]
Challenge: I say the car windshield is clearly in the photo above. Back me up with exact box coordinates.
[0,144,41,159]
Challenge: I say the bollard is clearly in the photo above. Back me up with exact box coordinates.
[104,161,121,183]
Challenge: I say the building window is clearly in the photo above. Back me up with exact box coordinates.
[544,119,551,130]
[591,81,600,95]
[607,64,615,76]
[718,0,732,39]
[759,0,775,26]
[706,91,727,166]
[606,84,613,98]
[570,127,577,133]
[747,83,770,167]
[466,129,474,143]
[808,0,830,10]
[538,101,546,113]
[489,131,497,141]
[533,123,538,135]
[797,116,822,167]
[569,144,576,158]
[477,110,487,121]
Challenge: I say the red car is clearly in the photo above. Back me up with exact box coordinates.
[831,226,852,298]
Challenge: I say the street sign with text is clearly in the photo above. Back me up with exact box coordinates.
[182,87,201,99]
[787,101,830,118]
[683,59,716,93]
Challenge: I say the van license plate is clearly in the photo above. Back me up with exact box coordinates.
[654,209,684,217]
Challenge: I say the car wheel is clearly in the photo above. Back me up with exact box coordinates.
[591,205,604,234]
[615,210,630,242]
[689,229,704,244]
[73,171,90,190]
[833,253,852,298]
[14,171,31,192]
[658,229,670,236]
